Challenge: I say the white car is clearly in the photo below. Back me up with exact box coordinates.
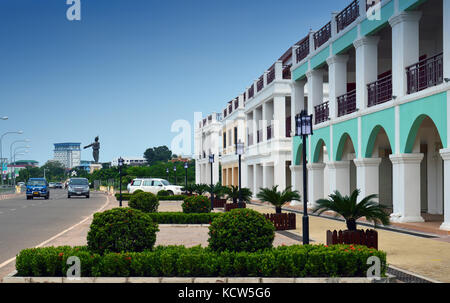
[128,178,183,195]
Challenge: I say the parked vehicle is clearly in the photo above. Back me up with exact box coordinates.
[55,182,63,189]
[48,182,56,188]
[128,178,183,195]
[67,178,90,198]
[26,178,49,200]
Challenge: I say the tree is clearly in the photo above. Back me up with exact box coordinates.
[143,145,172,165]
[41,161,66,181]
[224,185,253,204]
[312,189,390,231]
[256,185,301,214]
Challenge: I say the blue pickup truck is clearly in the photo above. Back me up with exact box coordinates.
[26,178,50,200]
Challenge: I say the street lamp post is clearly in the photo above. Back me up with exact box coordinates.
[0,130,23,185]
[43,168,49,180]
[296,110,313,245]
[118,157,124,207]
[173,165,177,185]
[166,167,169,181]
[235,140,245,208]
[209,154,214,210]
[184,162,188,189]
[10,140,30,182]
[13,146,30,186]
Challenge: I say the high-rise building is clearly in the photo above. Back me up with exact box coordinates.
[53,143,81,168]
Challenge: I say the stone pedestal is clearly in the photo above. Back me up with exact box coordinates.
[89,163,102,174]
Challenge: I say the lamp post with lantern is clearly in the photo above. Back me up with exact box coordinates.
[166,167,169,181]
[209,154,214,210]
[235,140,245,208]
[296,110,313,245]
[184,162,188,188]
[118,157,124,207]
[173,165,177,185]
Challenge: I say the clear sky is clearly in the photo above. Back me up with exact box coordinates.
[0,0,351,166]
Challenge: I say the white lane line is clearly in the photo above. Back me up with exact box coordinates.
[0,194,111,270]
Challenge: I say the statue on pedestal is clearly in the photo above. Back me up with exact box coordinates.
[84,136,100,163]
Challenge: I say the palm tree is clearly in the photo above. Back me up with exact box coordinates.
[182,183,196,195]
[224,185,253,204]
[207,183,226,200]
[256,185,301,214]
[193,183,208,195]
[312,189,390,231]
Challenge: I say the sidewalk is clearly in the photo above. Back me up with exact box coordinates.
[246,201,450,283]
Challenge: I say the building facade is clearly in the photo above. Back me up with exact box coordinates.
[111,157,147,167]
[53,143,81,169]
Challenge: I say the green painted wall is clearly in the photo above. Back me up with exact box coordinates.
[332,27,358,56]
[361,108,396,157]
[360,1,394,36]
[400,0,427,11]
[310,46,330,70]
[400,92,447,153]
[333,119,358,161]
[292,62,308,81]
[292,136,303,165]
[310,126,330,163]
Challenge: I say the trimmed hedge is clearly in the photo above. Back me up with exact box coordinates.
[128,192,159,212]
[115,193,186,201]
[182,195,211,213]
[15,244,387,278]
[157,190,170,197]
[147,212,221,224]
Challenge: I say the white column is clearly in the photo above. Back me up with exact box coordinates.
[439,149,450,230]
[353,36,380,111]
[291,80,306,136]
[443,0,450,80]
[274,157,286,191]
[307,163,325,208]
[254,164,263,195]
[253,109,258,145]
[241,160,248,188]
[389,153,424,222]
[327,161,350,197]
[275,60,283,80]
[262,102,270,141]
[353,158,382,202]
[273,96,286,139]
[306,69,324,119]
[290,165,303,206]
[389,11,422,98]
[326,55,349,119]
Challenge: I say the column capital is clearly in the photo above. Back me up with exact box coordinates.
[440,148,450,160]
[305,69,324,79]
[307,162,326,170]
[353,157,382,167]
[289,165,304,172]
[353,36,380,49]
[389,153,424,164]
[388,11,422,28]
[327,161,350,169]
[326,54,349,66]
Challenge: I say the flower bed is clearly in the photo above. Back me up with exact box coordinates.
[146,212,221,224]
[15,244,387,278]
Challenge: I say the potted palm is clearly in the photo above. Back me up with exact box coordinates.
[256,185,300,230]
[182,183,196,196]
[224,185,253,204]
[312,189,390,249]
[193,183,208,195]
[207,183,227,208]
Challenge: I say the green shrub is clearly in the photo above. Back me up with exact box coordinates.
[157,190,170,197]
[115,193,131,201]
[182,195,210,213]
[15,244,387,278]
[133,189,144,194]
[129,192,159,212]
[208,209,275,252]
[147,212,221,224]
[158,195,187,201]
[87,208,159,254]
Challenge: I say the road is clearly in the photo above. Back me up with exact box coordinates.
[0,189,107,266]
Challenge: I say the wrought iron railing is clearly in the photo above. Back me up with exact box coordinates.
[367,74,392,107]
[314,101,330,124]
[314,22,331,49]
[337,89,357,117]
[228,104,232,114]
[406,53,443,94]
[267,65,275,84]
[336,0,359,33]
[296,36,310,63]
[248,133,253,146]
[223,109,227,118]
[257,129,262,143]
[286,116,291,138]
[248,84,254,99]
[283,64,292,79]
[234,98,239,109]
[257,76,264,92]
[267,125,272,140]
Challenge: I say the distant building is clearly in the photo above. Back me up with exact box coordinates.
[111,157,146,167]
[6,160,39,177]
[77,160,94,172]
[169,155,192,163]
[53,143,81,169]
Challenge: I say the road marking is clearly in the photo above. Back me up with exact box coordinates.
[10,209,15,211]
[21,206,27,208]
[0,194,111,271]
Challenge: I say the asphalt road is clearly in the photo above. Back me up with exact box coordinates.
[0,189,106,265]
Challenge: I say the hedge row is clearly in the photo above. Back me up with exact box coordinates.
[146,212,221,224]
[15,244,387,278]
[115,193,186,201]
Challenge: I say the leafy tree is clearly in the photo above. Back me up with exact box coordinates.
[312,189,390,231]
[143,145,172,165]
[256,185,301,214]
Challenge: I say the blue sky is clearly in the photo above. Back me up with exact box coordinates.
[0,0,350,166]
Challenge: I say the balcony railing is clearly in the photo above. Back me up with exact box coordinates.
[257,129,262,143]
[406,53,443,94]
[248,133,253,146]
[249,84,254,99]
[228,103,232,114]
[314,22,331,49]
[257,76,264,92]
[267,66,275,84]
[296,36,310,63]
[314,101,330,124]
[283,64,292,79]
[267,125,272,140]
[202,118,207,126]
[367,74,392,107]
[286,116,291,138]
[223,109,227,118]
[336,0,359,33]
[337,89,357,117]
[234,98,239,109]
